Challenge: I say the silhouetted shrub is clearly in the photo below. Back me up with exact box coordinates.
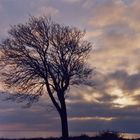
[0,132,139,140]
[95,130,123,140]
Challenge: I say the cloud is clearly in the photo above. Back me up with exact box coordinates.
[36,6,59,17]
[88,0,127,28]
[109,70,140,91]
[0,0,140,136]
[61,0,81,4]
[67,101,140,133]
[68,68,140,108]
[85,2,140,76]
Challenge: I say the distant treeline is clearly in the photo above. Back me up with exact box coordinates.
[0,131,140,140]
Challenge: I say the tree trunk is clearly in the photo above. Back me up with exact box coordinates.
[60,96,69,140]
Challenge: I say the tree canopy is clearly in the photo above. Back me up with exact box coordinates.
[0,16,92,139]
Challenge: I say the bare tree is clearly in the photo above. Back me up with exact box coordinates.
[0,16,92,140]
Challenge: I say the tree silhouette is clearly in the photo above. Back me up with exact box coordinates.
[0,16,92,140]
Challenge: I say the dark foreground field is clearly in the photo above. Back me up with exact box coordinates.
[0,131,140,140]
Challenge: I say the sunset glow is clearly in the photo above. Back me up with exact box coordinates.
[0,0,140,138]
[69,116,116,121]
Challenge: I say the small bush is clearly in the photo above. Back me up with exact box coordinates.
[95,130,123,140]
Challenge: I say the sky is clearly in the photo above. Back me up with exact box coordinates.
[0,0,140,138]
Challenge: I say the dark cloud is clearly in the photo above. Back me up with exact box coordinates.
[0,0,140,138]
[109,70,140,91]
[68,102,140,133]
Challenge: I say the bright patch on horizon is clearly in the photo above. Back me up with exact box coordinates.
[111,88,139,108]
[69,116,116,121]
[113,97,139,108]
